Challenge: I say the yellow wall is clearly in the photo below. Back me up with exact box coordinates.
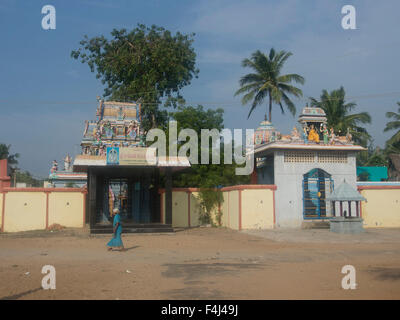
[0,193,3,230]
[221,191,230,227]
[190,192,203,227]
[242,189,274,229]
[360,188,400,228]
[172,191,189,227]
[3,192,47,232]
[226,190,240,230]
[48,192,84,228]
[2,190,86,233]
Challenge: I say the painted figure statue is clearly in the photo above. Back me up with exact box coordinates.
[302,125,308,144]
[322,124,329,145]
[104,121,113,138]
[64,154,72,171]
[329,128,336,145]
[346,127,353,143]
[308,124,320,143]
[117,106,125,120]
[291,127,301,140]
[108,186,115,217]
[127,121,138,139]
[50,160,58,174]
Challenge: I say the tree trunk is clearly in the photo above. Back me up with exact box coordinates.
[268,94,272,122]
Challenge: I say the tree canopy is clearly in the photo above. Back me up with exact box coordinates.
[170,105,250,188]
[71,24,199,130]
[235,48,304,121]
[310,87,371,146]
[0,143,19,168]
[384,102,400,148]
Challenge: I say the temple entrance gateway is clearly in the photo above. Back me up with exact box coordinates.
[72,100,190,233]
[303,168,333,219]
[100,176,152,225]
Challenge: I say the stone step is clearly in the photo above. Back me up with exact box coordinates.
[301,220,330,229]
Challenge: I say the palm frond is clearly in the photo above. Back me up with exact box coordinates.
[384,120,400,132]
[277,73,305,85]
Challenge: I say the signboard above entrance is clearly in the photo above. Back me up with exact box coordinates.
[106,147,157,166]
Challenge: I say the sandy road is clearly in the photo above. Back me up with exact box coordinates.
[0,227,399,299]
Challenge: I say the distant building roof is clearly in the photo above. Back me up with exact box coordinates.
[298,106,327,124]
[326,181,366,201]
[252,141,366,157]
[357,166,388,181]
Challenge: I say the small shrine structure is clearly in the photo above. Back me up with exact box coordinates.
[327,180,367,233]
[68,99,189,233]
[252,105,366,228]
[48,155,87,188]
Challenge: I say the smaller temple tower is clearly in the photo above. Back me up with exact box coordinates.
[252,104,366,228]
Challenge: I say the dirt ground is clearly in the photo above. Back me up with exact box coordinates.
[0,227,399,300]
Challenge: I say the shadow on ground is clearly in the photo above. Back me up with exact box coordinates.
[0,287,42,300]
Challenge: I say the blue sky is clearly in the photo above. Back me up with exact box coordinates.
[0,0,399,177]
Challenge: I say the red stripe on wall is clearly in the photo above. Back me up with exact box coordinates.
[358,185,400,190]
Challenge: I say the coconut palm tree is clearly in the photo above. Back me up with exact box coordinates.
[384,102,400,147]
[235,48,305,121]
[310,87,371,146]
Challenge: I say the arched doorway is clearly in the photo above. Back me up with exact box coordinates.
[303,168,333,219]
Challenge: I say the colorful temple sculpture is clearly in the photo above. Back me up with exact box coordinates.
[48,155,87,188]
[81,100,144,156]
[252,104,366,228]
[67,99,189,233]
[48,100,145,188]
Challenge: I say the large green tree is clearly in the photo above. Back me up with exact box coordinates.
[170,105,250,225]
[384,102,400,149]
[310,87,371,146]
[235,48,305,121]
[383,102,400,180]
[71,24,199,130]
[171,105,250,188]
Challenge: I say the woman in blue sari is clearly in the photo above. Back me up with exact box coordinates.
[107,208,125,251]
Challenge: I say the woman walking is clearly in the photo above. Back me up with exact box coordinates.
[107,208,125,251]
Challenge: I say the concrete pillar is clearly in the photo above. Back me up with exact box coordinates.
[0,159,11,192]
